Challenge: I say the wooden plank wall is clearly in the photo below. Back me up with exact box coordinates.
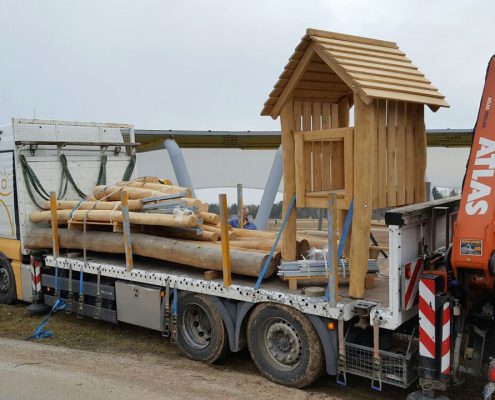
[373,100,426,209]
[292,100,345,193]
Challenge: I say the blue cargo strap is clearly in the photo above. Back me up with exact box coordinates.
[29,260,66,340]
[337,199,354,261]
[170,286,179,343]
[255,194,296,290]
[28,298,66,340]
[326,199,354,301]
[172,286,178,316]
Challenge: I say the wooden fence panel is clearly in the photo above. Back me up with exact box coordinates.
[386,100,397,206]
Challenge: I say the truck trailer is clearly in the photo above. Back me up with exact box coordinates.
[0,116,473,398]
[2,58,495,400]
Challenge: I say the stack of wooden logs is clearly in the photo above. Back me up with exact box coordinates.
[26,177,326,279]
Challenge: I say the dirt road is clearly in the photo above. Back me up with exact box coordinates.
[0,304,480,399]
[1,337,329,400]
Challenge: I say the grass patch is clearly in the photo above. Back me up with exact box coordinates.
[0,303,180,357]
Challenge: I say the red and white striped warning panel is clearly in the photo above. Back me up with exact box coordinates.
[402,258,424,311]
[419,276,436,360]
[31,256,42,293]
[441,301,451,376]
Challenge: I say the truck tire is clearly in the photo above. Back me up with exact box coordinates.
[0,256,16,305]
[176,293,229,363]
[247,303,324,388]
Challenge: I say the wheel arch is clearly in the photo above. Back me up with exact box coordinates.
[306,314,338,375]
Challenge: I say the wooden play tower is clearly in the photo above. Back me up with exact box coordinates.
[262,29,448,298]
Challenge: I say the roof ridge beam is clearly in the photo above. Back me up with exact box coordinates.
[306,28,398,49]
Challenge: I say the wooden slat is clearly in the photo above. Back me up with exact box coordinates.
[344,128,354,205]
[312,102,323,191]
[386,100,397,206]
[334,58,425,76]
[319,43,410,62]
[356,80,444,99]
[331,104,339,128]
[271,44,316,117]
[360,88,449,108]
[296,81,350,91]
[413,104,427,202]
[322,103,331,129]
[293,101,302,132]
[345,66,429,83]
[310,36,403,55]
[302,127,347,141]
[338,96,350,128]
[330,104,344,190]
[405,103,415,204]
[371,102,378,208]
[376,99,387,208]
[327,50,418,70]
[314,47,362,93]
[292,96,344,104]
[276,74,343,87]
[293,89,350,99]
[350,73,437,91]
[308,29,399,49]
[300,71,346,83]
[322,103,332,190]
[303,102,313,192]
[395,102,406,205]
[306,62,334,73]
[294,133,306,207]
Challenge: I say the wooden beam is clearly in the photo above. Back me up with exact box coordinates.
[219,193,232,287]
[337,96,351,256]
[49,192,59,258]
[120,190,133,272]
[280,101,297,261]
[271,43,316,118]
[349,95,374,299]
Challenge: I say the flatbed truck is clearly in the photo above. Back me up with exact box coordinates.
[0,116,492,399]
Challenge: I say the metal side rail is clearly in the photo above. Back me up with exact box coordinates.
[44,255,365,321]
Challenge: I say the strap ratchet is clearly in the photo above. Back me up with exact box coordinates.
[336,311,347,386]
[371,312,382,391]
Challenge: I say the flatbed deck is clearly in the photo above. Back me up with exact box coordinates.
[44,253,390,322]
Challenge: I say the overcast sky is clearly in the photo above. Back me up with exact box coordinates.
[1,1,493,203]
[2,0,494,129]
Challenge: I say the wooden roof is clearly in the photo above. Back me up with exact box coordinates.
[261,29,449,118]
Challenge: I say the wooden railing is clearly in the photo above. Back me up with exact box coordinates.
[294,127,353,209]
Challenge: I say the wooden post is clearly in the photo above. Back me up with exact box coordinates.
[219,194,232,287]
[337,96,351,257]
[280,100,297,261]
[349,95,374,299]
[327,193,339,306]
[237,183,243,229]
[49,192,59,258]
[120,190,133,272]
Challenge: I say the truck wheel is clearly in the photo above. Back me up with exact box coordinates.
[247,303,324,388]
[0,257,15,305]
[176,294,229,363]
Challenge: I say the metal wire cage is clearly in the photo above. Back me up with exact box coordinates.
[345,329,418,388]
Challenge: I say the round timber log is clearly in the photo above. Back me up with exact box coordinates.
[25,228,277,278]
